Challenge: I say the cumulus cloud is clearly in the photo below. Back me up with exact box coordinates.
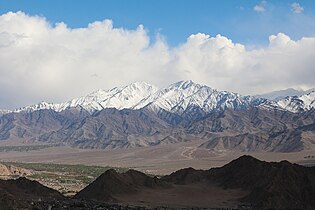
[0,11,314,108]
[169,32,315,94]
[291,2,304,14]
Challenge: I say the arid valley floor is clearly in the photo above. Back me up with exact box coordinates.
[1,141,315,174]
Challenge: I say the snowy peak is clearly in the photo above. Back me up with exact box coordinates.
[14,101,57,113]
[0,109,11,115]
[13,82,159,114]
[7,81,315,115]
[135,80,255,114]
[134,80,206,111]
[56,81,159,113]
[98,81,159,110]
[277,91,315,112]
[171,80,203,90]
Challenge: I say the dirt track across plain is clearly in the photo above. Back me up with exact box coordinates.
[0,140,314,175]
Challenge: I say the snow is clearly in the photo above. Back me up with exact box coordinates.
[13,82,159,114]
[8,81,315,115]
[134,80,255,114]
[276,91,315,112]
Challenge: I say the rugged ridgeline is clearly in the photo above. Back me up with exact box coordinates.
[0,81,314,151]
[2,156,312,209]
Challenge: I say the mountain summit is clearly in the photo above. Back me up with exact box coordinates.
[14,81,159,114]
[7,81,315,114]
[11,80,259,115]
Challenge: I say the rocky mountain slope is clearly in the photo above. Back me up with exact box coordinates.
[1,104,313,152]
[196,108,315,152]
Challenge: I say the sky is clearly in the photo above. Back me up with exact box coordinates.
[0,0,314,109]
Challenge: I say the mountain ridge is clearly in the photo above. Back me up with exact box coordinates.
[7,80,314,115]
[0,81,313,152]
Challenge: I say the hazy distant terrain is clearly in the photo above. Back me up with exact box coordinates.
[255,88,315,101]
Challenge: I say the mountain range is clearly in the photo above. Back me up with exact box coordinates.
[6,80,315,114]
[0,80,314,152]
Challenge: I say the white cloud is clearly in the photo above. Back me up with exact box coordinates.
[254,1,267,12]
[173,32,315,93]
[0,12,314,108]
[291,2,304,14]
[254,5,265,12]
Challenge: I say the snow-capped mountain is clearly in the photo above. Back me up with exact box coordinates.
[277,91,315,113]
[0,109,10,116]
[8,81,315,115]
[13,101,59,113]
[134,80,256,114]
[1,80,314,152]
[14,81,159,114]
[12,80,261,115]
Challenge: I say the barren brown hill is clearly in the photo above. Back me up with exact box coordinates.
[75,169,168,202]
[0,177,63,209]
[76,155,315,209]
[209,155,315,209]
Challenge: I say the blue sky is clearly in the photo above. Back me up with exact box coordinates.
[1,0,315,46]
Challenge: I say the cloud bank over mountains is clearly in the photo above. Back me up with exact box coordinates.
[0,11,314,108]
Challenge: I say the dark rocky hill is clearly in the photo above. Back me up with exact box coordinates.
[209,155,315,209]
[76,155,315,209]
[0,177,63,209]
[75,169,169,202]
